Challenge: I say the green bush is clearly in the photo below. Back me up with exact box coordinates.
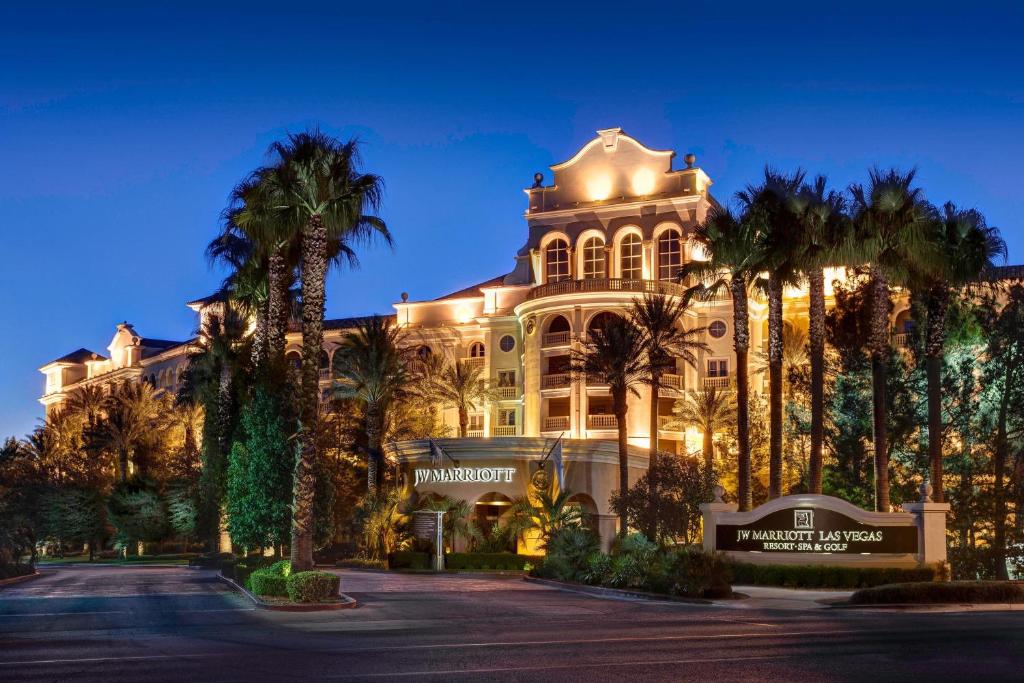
[581,552,612,585]
[608,534,660,589]
[287,571,341,603]
[445,553,541,571]
[247,567,289,596]
[730,563,939,589]
[850,581,1024,605]
[388,551,430,570]
[532,554,575,582]
[664,548,732,598]
[268,559,292,576]
[0,563,34,579]
[337,557,387,570]
[545,527,599,580]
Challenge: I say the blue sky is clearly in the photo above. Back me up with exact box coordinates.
[2,2,1022,439]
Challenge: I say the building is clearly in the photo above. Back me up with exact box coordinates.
[38,128,1024,549]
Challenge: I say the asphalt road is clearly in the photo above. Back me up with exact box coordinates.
[1,565,1022,682]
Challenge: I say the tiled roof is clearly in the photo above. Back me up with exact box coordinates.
[433,274,509,301]
[49,348,105,365]
[186,292,224,307]
[323,314,397,331]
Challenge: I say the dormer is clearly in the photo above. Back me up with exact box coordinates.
[107,322,142,369]
[524,127,712,214]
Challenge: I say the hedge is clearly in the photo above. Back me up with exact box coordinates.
[0,563,34,579]
[287,571,341,602]
[388,551,431,569]
[221,556,278,586]
[248,567,289,597]
[445,553,542,571]
[850,581,1024,605]
[729,563,940,589]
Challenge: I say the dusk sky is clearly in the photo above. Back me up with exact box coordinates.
[2,2,1022,440]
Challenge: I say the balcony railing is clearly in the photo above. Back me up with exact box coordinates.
[527,278,685,301]
[587,414,618,429]
[497,386,519,400]
[493,425,517,437]
[319,368,332,381]
[658,415,681,431]
[542,331,571,347]
[463,356,485,369]
[541,372,571,389]
[585,375,609,387]
[467,428,484,437]
[891,333,910,348]
[543,415,570,431]
[703,376,730,389]
[661,373,683,391]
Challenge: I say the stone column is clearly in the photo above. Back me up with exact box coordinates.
[699,486,738,552]
[904,483,951,567]
[595,514,619,553]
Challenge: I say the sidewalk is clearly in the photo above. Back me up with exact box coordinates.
[718,585,852,610]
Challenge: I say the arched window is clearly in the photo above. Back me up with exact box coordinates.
[620,233,642,280]
[545,238,569,283]
[657,228,682,281]
[547,315,571,334]
[581,237,606,279]
[588,311,619,333]
[319,350,330,370]
[469,341,485,358]
[286,351,301,370]
[417,345,433,360]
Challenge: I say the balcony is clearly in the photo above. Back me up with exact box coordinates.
[587,414,618,430]
[891,333,910,348]
[661,373,684,391]
[542,331,571,347]
[527,278,685,302]
[463,356,485,369]
[541,373,571,389]
[585,375,609,388]
[319,368,332,381]
[703,376,730,389]
[493,425,517,437]
[542,415,570,431]
[658,415,682,432]
[497,385,519,400]
[467,429,484,437]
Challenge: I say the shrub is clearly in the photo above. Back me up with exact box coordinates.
[729,563,940,589]
[445,553,540,571]
[248,567,289,597]
[532,554,575,582]
[336,557,387,570]
[546,527,599,580]
[664,548,732,598]
[849,581,1024,605]
[581,552,612,585]
[607,533,660,589]
[287,571,341,603]
[268,559,292,577]
[0,563,34,579]
[388,551,430,570]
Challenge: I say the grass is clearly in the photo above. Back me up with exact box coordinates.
[36,554,195,566]
[849,581,1024,605]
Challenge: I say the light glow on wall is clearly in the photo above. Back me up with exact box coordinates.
[454,305,474,324]
[586,174,613,201]
[631,168,656,196]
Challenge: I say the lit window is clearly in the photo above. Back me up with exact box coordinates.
[469,342,485,358]
[499,335,516,353]
[498,409,517,426]
[657,228,682,281]
[708,359,728,377]
[708,320,727,339]
[581,237,606,279]
[498,370,516,387]
[620,233,642,280]
[545,239,569,283]
[469,414,484,431]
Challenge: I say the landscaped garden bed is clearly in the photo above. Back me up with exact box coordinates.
[729,563,943,589]
[220,558,354,610]
[848,580,1024,605]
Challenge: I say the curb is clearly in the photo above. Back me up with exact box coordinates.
[0,570,43,588]
[524,576,714,604]
[217,575,358,611]
[830,601,1024,611]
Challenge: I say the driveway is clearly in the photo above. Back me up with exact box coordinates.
[2,565,1023,681]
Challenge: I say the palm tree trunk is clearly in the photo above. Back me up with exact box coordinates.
[251,300,269,370]
[767,275,784,499]
[808,268,826,494]
[118,446,129,482]
[925,286,948,503]
[649,376,660,455]
[291,214,327,572]
[458,405,468,438]
[614,390,629,537]
[702,429,714,470]
[366,403,382,494]
[993,364,1011,580]
[732,276,752,512]
[266,250,290,364]
[646,374,660,539]
[869,267,890,512]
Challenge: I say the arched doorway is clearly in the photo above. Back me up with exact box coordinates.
[473,492,515,551]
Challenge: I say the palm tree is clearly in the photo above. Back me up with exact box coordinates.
[680,206,760,511]
[100,382,167,481]
[849,168,938,511]
[570,315,646,535]
[428,359,499,437]
[790,176,850,493]
[628,292,708,538]
[332,316,410,492]
[739,167,805,499]
[914,203,1006,503]
[67,384,108,460]
[264,130,389,572]
[673,385,734,469]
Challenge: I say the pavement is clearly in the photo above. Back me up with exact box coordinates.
[1,565,1023,681]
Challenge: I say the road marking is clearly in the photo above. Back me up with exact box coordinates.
[328,653,790,678]
[0,652,231,667]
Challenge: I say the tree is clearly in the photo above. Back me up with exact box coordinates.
[791,175,850,493]
[672,385,734,469]
[264,130,389,572]
[739,167,805,499]
[849,168,937,511]
[510,488,587,548]
[99,382,167,482]
[912,203,1005,503]
[332,316,410,491]
[106,478,169,553]
[681,205,761,510]
[427,359,499,438]
[570,314,646,535]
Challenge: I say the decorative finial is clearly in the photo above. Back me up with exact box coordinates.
[401,292,409,302]
[919,480,933,503]
[713,485,725,503]
[684,153,696,169]
[532,172,544,188]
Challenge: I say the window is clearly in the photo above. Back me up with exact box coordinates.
[581,237,606,279]
[468,414,484,431]
[620,233,642,280]
[588,311,618,333]
[708,359,728,377]
[469,341,485,358]
[498,370,516,387]
[708,320,727,339]
[417,345,432,360]
[499,335,516,352]
[657,228,682,281]
[498,409,517,427]
[545,238,569,283]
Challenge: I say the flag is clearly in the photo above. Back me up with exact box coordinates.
[550,437,564,490]
[429,438,443,466]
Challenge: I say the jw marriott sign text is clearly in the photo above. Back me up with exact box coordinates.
[413,467,516,487]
